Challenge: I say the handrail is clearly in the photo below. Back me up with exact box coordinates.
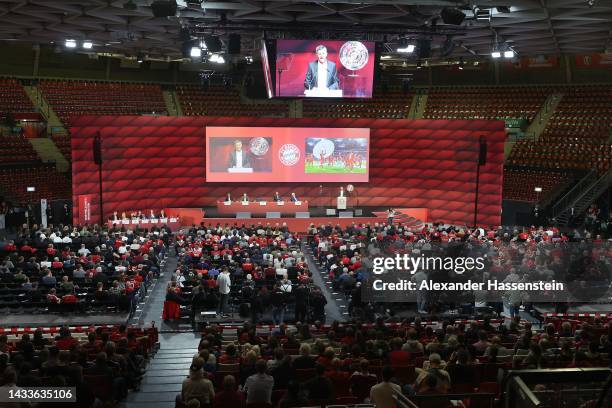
[551,168,598,217]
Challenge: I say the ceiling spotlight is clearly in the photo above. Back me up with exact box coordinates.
[190,46,202,58]
[416,61,422,69]
[82,41,93,49]
[504,50,515,58]
[587,0,596,8]
[244,56,253,64]
[137,54,144,63]
[209,54,225,64]
[491,51,501,59]
[65,39,77,48]
[397,38,415,53]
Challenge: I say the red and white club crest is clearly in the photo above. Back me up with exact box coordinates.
[278,143,300,166]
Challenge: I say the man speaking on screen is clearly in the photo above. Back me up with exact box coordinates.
[304,45,340,92]
[227,140,251,170]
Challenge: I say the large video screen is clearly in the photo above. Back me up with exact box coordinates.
[206,127,370,182]
[275,40,375,98]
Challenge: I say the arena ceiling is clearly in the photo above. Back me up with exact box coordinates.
[0,0,610,60]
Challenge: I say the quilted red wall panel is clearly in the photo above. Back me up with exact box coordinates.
[71,116,505,226]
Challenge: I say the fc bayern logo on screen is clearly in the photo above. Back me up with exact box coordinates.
[279,144,300,166]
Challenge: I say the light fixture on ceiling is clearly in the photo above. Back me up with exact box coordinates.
[209,54,225,64]
[397,38,415,54]
[82,41,93,49]
[504,49,515,58]
[190,46,202,58]
[65,39,77,48]
[491,51,501,59]
[137,54,145,63]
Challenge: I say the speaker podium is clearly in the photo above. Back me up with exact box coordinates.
[337,196,347,210]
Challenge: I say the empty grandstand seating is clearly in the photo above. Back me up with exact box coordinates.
[177,85,287,117]
[0,78,34,119]
[39,80,167,127]
[503,168,575,202]
[0,165,71,202]
[0,135,39,163]
[507,140,611,171]
[303,88,411,118]
[541,85,612,144]
[507,85,612,171]
[424,85,552,121]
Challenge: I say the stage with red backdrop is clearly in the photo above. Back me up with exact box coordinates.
[70,116,505,226]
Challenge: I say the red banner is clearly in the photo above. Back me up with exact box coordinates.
[506,56,559,69]
[78,194,93,224]
[575,54,612,68]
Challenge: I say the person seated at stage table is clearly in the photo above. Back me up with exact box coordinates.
[290,192,299,202]
[241,193,249,202]
[273,191,282,202]
[225,192,232,202]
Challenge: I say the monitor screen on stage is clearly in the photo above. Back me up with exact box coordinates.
[275,39,375,98]
[206,127,370,183]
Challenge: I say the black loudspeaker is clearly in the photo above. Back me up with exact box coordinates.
[228,34,241,54]
[151,1,177,18]
[441,8,466,25]
[93,135,102,165]
[417,39,431,59]
[479,137,487,165]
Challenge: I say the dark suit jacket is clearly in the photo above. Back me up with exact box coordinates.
[304,60,339,90]
[228,150,251,168]
[273,194,282,202]
[290,195,298,202]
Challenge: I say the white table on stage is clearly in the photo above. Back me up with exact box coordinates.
[304,89,343,97]
[227,167,253,173]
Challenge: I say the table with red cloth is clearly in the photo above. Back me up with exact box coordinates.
[216,200,309,216]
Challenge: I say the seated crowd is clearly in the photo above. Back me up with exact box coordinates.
[0,324,158,404]
[0,224,169,314]
[176,316,612,407]
[162,224,328,325]
[308,222,611,318]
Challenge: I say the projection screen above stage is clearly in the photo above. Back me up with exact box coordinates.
[205,126,370,183]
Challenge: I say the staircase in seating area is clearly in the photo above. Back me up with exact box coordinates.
[408,90,428,119]
[22,85,69,136]
[524,92,563,141]
[162,89,183,116]
[552,169,611,226]
[28,138,70,172]
[373,209,424,229]
[121,341,197,408]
